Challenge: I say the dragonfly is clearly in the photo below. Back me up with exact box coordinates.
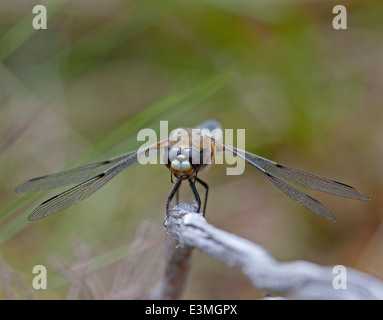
[16,120,369,221]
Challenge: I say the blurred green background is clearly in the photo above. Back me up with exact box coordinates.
[0,0,382,299]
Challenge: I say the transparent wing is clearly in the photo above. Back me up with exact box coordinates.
[16,151,136,192]
[27,140,167,221]
[209,138,339,220]
[27,152,138,221]
[244,152,369,201]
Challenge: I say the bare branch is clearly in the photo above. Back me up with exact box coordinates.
[150,204,194,300]
[163,203,383,300]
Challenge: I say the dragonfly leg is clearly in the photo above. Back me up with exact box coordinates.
[170,172,174,184]
[189,179,201,214]
[166,180,182,216]
[176,186,180,205]
[195,177,208,216]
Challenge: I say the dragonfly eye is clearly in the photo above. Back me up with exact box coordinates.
[168,147,181,162]
[171,158,191,171]
[183,148,201,167]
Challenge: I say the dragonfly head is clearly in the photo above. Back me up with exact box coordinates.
[165,146,203,179]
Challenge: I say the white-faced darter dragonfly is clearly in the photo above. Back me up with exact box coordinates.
[17,120,369,221]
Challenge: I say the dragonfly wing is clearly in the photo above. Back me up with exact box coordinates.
[27,152,138,220]
[244,152,369,201]
[209,138,336,220]
[255,169,335,220]
[16,151,137,192]
[27,139,168,220]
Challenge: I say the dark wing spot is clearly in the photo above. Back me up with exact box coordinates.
[39,193,61,205]
[306,194,321,204]
[265,172,273,178]
[333,180,354,189]
[29,175,46,182]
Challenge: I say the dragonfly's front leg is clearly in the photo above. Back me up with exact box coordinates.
[195,177,208,216]
[166,180,182,216]
[188,179,201,214]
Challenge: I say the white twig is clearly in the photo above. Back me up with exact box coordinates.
[163,203,383,300]
[150,237,192,300]
[150,205,195,300]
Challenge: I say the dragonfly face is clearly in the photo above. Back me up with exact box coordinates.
[16,119,369,222]
[165,146,200,179]
[164,128,216,180]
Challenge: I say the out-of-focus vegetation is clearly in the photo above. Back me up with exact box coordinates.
[0,0,382,299]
